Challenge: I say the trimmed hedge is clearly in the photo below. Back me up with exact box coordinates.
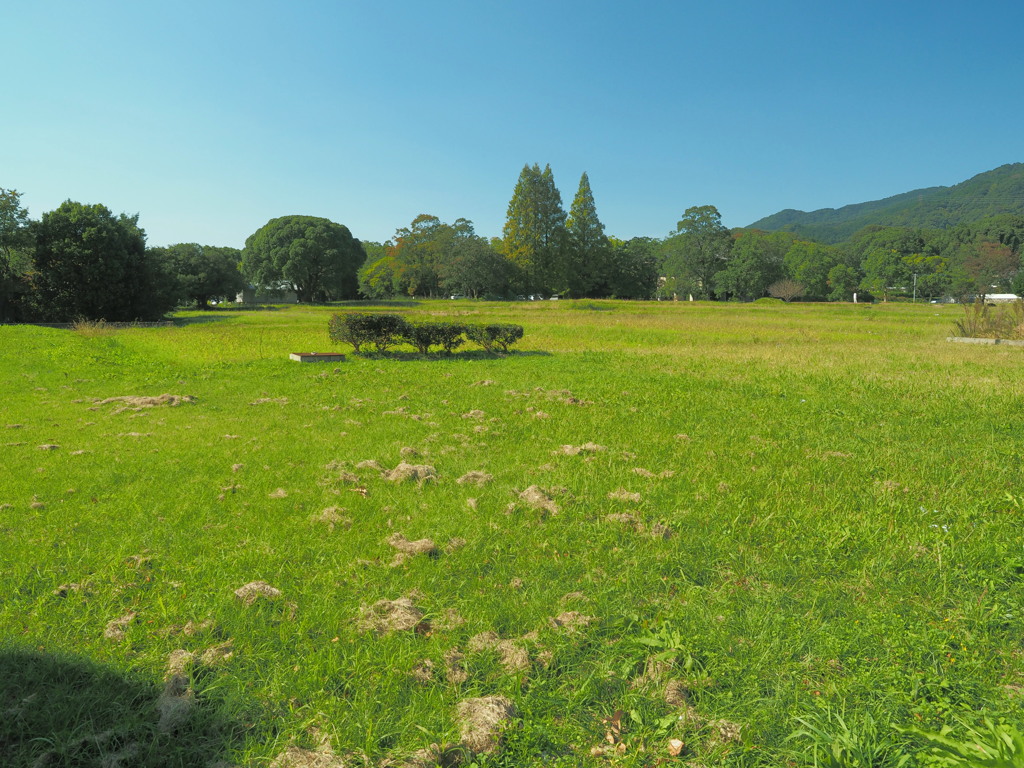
[328,314,523,355]
[465,323,524,352]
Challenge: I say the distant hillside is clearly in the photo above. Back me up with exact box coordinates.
[748,163,1024,243]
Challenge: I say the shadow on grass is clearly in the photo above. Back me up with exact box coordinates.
[350,349,552,362]
[0,646,246,767]
[171,314,237,326]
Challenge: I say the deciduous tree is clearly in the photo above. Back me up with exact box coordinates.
[241,216,365,302]
[714,230,789,300]
[662,205,732,299]
[31,201,174,321]
[0,188,32,321]
[151,243,245,308]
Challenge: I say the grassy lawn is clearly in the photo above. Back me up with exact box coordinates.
[1,299,1022,767]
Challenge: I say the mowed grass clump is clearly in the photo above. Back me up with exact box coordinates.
[1,300,1023,766]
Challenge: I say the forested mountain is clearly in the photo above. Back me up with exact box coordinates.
[748,163,1024,243]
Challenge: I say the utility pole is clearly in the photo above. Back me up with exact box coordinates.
[913,273,918,303]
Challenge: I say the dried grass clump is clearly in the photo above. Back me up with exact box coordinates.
[269,746,347,768]
[356,459,385,472]
[385,462,437,485]
[467,632,530,673]
[250,397,288,405]
[387,533,438,566]
[444,537,467,553]
[103,612,136,642]
[358,597,429,634]
[462,409,486,419]
[37,444,60,451]
[157,671,195,733]
[456,470,492,486]
[313,507,352,531]
[553,442,606,456]
[94,394,195,413]
[411,658,435,683]
[548,611,595,631]
[664,680,691,707]
[234,580,282,605]
[53,582,90,597]
[445,648,469,684]
[518,485,558,514]
[606,512,640,528]
[608,488,642,503]
[456,696,517,754]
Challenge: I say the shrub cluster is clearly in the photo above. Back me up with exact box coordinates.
[328,313,524,354]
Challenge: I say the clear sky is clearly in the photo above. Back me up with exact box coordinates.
[3,1,1022,247]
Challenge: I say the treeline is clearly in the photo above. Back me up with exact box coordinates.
[0,195,367,322]
[4,166,1023,322]
[360,165,1024,304]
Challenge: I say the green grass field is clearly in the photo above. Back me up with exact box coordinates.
[2,299,1023,767]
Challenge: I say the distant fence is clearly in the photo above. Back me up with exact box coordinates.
[0,321,175,329]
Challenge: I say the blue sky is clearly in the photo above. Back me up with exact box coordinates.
[3,1,1022,247]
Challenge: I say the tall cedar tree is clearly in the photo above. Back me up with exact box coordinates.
[502,164,568,295]
[566,172,611,297]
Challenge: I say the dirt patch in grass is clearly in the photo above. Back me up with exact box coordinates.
[553,442,606,456]
[607,488,641,503]
[411,658,435,683]
[103,612,136,641]
[234,580,282,605]
[456,470,492,486]
[468,632,530,673]
[444,537,467,554]
[358,597,429,634]
[157,674,195,733]
[444,649,469,684]
[385,463,437,485]
[462,409,486,419]
[314,507,352,530]
[269,488,289,499]
[519,485,558,514]
[356,459,385,472]
[457,696,517,755]
[94,394,195,413]
[37,443,60,450]
[388,533,437,556]
[388,533,438,566]
[633,467,677,479]
[53,582,90,597]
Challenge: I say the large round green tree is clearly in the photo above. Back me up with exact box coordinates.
[31,201,175,321]
[241,216,365,302]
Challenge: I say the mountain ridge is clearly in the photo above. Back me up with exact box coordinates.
[747,163,1024,243]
